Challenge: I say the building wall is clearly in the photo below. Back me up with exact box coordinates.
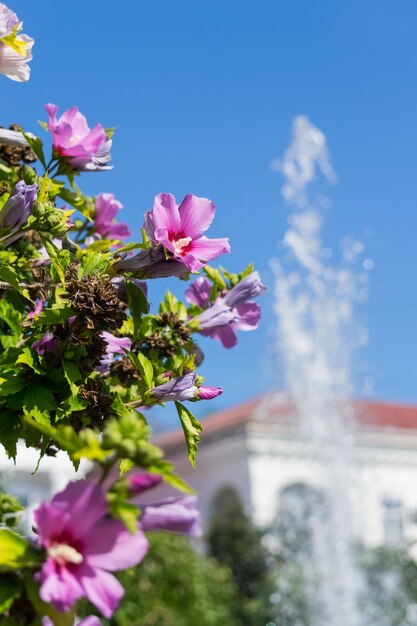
[246,426,417,548]
[149,428,252,538]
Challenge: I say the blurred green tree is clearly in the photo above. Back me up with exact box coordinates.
[80,531,238,626]
[207,487,276,626]
[360,545,417,626]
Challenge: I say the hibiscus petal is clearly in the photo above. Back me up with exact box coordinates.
[60,106,90,136]
[95,193,121,224]
[83,520,148,570]
[178,194,215,239]
[78,618,102,626]
[79,564,125,619]
[224,271,266,308]
[127,472,163,495]
[39,559,84,613]
[195,298,236,329]
[52,480,108,539]
[235,301,261,330]
[152,193,181,236]
[140,496,201,537]
[34,502,71,544]
[183,236,230,270]
[202,324,238,348]
[185,277,212,308]
[0,35,33,82]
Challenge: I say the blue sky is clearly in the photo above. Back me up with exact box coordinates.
[3,0,417,423]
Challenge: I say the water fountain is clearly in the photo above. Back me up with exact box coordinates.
[272,115,367,625]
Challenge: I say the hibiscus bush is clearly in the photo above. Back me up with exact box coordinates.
[0,4,265,625]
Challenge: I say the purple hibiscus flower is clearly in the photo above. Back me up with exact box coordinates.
[151,372,222,403]
[94,193,131,241]
[96,331,131,373]
[186,271,266,349]
[126,471,201,537]
[0,180,38,246]
[0,3,34,82]
[32,331,58,356]
[45,104,112,172]
[144,193,230,272]
[34,480,148,618]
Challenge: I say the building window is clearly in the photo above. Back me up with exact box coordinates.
[382,498,404,545]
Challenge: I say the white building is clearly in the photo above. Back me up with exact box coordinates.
[153,392,417,549]
[4,392,417,549]
[0,441,88,530]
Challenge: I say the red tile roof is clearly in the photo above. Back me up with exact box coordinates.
[154,394,417,450]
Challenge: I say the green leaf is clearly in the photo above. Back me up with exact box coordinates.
[148,459,194,494]
[0,412,21,460]
[203,266,227,290]
[0,377,26,396]
[128,352,154,388]
[126,279,148,337]
[108,497,139,533]
[0,266,31,301]
[0,162,11,181]
[21,131,46,168]
[23,384,56,425]
[0,575,20,612]
[62,359,81,394]
[16,348,44,374]
[0,301,22,336]
[160,290,188,320]
[36,304,74,325]
[58,186,92,215]
[119,458,135,475]
[175,401,203,467]
[0,529,40,570]
[40,237,67,285]
[116,241,146,254]
[79,251,110,278]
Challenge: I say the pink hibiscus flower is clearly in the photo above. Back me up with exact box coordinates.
[45,104,112,172]
[144,193,230,272]
[34,480,148,618]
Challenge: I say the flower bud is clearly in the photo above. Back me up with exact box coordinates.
[21,164,37,184]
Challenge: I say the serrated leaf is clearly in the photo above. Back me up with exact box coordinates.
[0,377,26,396]
[0,529,40,570]
[79,250,110,277]
[148,459,194,493]
[0,412,21,460]
[116,241,145,254]
[23,384,56,425]
[175,401,203,467]
[128,352,153,388]
[0,301,22,336]
[16,348,44,374]
[0,266,31,301]
[203,266,227,290]
[179,353,196,375]
[21,131,46,168]
[62,359,81,394]
[58,186,92,214]
[119,458,135,475]
[108,498,139,533]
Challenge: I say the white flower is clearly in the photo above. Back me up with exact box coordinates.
[0,3,33,82]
